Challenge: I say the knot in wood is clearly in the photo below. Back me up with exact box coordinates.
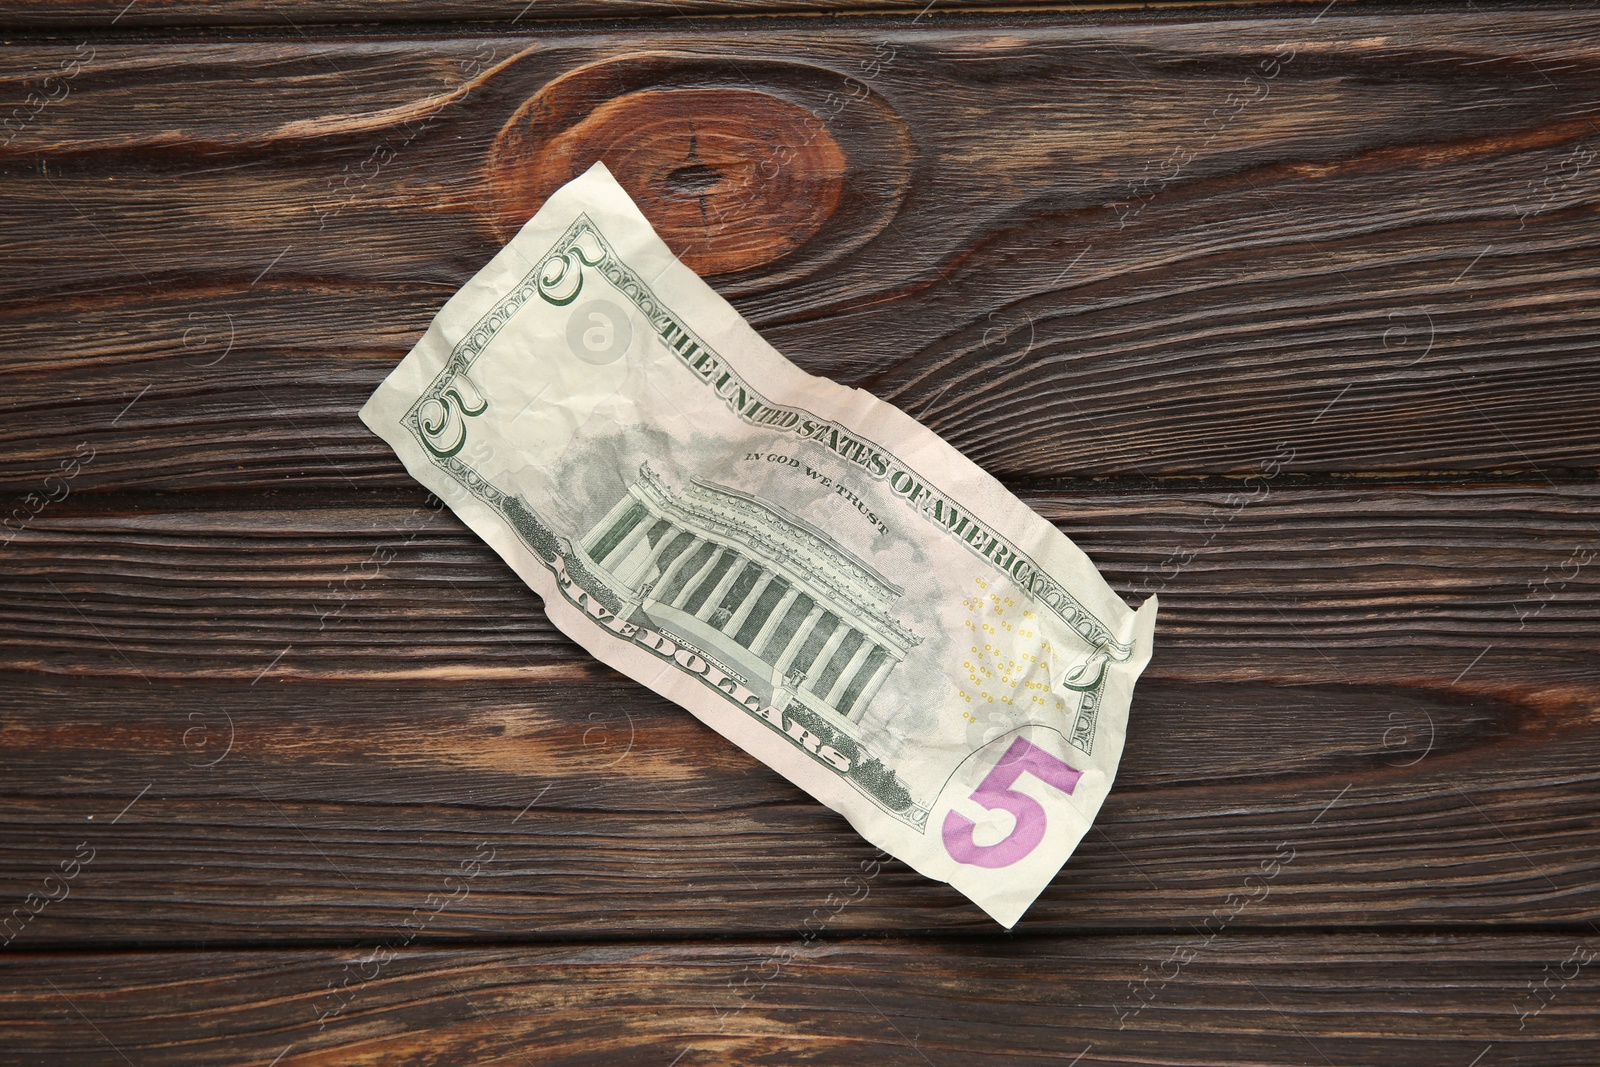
[488,79,847,277]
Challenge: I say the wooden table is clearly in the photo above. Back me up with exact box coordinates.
[2,1,1597,1062]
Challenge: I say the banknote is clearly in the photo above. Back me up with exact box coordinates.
[360,161,1157,927]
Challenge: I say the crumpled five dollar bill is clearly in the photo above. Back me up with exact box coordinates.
[361,161,1157,926]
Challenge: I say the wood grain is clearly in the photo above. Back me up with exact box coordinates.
[1,14,1598,492]
[5,483,1595,679]
[0,0,1365,29]
[5,936,1597,1066]
[0,669,1594,941]
[0,482,1595,939]
[2,6,1598,1060]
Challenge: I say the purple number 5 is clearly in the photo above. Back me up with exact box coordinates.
[942,737,1084,869]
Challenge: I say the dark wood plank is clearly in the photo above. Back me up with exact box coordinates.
[4,936,1596,1065]
[0,484,1595,939]
[5,482,1595,679]
[0,0,1355,29]
[2,14,1598,491]
[0,664,1595,941]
